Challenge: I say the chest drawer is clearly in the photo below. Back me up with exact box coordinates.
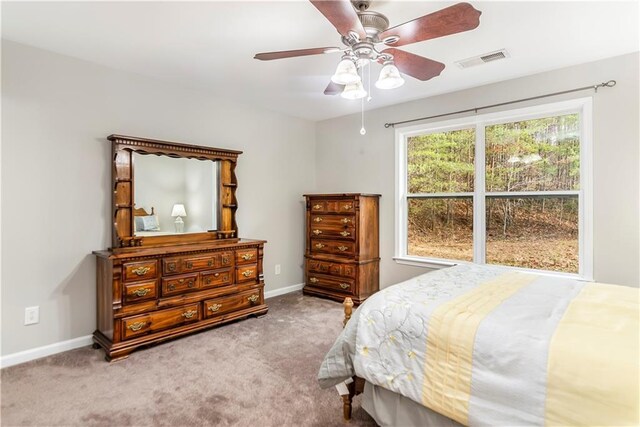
[204,290,262,319]
[161,273,199,296]
[309,225,356,240]
[123,280,157,303]
[163,251,233,274]
[235,248,258,265]
[306,259,356,278]
[201,269,233,289]
[121,303,200,340]
[310,215,355,227]
[309,199,356,214]
[310,239,356,257]
[236,264,258,283]
[123,260,158,282]
[306,273,355,295]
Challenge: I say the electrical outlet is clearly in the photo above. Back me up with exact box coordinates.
[24,306,39,325]
[275,264,281,275]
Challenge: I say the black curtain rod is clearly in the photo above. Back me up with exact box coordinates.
[384,80,617,128]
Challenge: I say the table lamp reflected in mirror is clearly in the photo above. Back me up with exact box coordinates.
[171,204,187,233]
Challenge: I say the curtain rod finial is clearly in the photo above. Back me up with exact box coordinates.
[384,123,393,128]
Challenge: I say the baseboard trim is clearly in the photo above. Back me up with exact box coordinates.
[1,284,304,368]
[1,335,93,369]
[264,282,304,299]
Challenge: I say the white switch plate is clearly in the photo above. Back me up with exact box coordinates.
[275,264,281,275]
[25,306,39,325]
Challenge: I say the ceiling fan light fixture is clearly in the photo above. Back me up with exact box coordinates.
[341,80,367,100]
[375,62,405,89]
[331,58,360,85]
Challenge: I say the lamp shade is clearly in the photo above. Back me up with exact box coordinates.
[341,80,367,100]
[171,204,187,217]
[375,63,405,89]
[331,59,360,85]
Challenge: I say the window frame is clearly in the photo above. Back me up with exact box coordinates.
[394,97,593,280]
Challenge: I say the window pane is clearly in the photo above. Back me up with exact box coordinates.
[486,196,578,273]
[407,128,475,193]
[408,197,473,261]
[485,114,580,192]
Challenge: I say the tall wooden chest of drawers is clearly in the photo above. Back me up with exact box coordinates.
[93,239,267,361]
[303,194,380,304]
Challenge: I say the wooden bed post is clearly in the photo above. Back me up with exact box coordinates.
[343,297,354,327]
[342,297,357,421]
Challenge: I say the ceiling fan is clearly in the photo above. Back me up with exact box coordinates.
[254,0,481,99]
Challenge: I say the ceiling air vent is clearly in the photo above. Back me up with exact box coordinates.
[456,49,510,69]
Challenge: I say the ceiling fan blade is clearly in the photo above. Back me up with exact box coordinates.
[381,48,445,81]
[310,0,367,39]
[380,2,481,47]
[324,81,344,95]
[254,47,341,61]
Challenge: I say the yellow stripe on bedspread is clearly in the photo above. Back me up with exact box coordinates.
[421,272,537,425]
[545,283,640,426]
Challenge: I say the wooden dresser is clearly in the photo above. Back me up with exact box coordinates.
[93,135,267,361]
[94,240,266,361]
[303,194,380,304]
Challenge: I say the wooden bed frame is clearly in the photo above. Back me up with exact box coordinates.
[341,297,365,421]
[133,206,155,217]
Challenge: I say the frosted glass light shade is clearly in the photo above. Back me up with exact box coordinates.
[171,204,187,217]
[341,80,367,100]
[331,59,360,85]
[375,63,405,89]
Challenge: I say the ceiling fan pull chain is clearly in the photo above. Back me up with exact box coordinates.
[360,97,366,136]
[367,60,372,102]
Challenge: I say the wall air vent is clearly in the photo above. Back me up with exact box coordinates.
[456,49,510,69]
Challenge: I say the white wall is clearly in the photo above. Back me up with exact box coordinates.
[316,52,639,288]
[1,40,316,355]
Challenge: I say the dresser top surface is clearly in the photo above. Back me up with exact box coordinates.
[94,238,266,259]
[303,193,381,198]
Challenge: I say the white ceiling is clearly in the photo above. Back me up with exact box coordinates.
[2,1,638,121]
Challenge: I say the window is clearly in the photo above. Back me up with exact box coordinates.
[395,99,592,279]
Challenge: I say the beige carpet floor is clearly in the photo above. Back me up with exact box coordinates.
[1,292,376,426]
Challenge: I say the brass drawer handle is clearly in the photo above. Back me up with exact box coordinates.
[313,217,323,223]
[208,303,222,312]
[132,266,151,276]
[214,273,220,277]
[338,245,348,252]
[248,294,259,304]
[179,279,185,283]
[309,277,319,283]
[242,270,254,277]
[340,283,349,289]
[241,253,254,260]
[132,288,150,297]
[314,243,325,249]
[340,218,351,224]
[185,261,193,269]
[182,310,197,319]
[343,204,353,210]
[313,204,322,210]
[127,321,147,332]
[340,231,351,237]
[312,229,322,235]
[168,284,176,291]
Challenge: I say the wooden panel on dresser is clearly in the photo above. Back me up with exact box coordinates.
[93,239,267,361]
[303,194,380,304]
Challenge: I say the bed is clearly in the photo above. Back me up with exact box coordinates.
[318,264,639,426]
[133,206,173,236]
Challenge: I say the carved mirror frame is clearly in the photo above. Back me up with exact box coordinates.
[109,134,241,248]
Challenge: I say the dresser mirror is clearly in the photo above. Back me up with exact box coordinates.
[109,135,241,249]
[133,153,218,236]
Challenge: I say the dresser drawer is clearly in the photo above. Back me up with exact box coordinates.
[235,248,258,265]
[310,214,355,227]
[310,239,356,257]
[121,303,200,340]
[161,273,199,296]
[306,259,356,278]
[163,251,233,275]
[236,264,258,283]
[203,290,262,319]
[201,269,233,290]
[309,199,356,214]
[306,273,355,295]
[123,260,158,282]
[123,280,157,303]
[309,225,356,240]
